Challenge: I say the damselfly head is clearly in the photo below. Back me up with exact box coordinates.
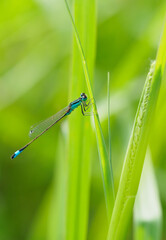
[80,93,87,101]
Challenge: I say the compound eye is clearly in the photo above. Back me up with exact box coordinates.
[81,93,87,101]
[81,93,86,98]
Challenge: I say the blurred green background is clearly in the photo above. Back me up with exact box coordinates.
[0,0,166,239]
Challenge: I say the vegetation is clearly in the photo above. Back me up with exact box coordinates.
[1,0,166,239]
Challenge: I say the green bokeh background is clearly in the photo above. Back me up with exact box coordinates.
[0,0,166,239]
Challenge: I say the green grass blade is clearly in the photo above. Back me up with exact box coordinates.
[107,20,166,240]
[107,72,115,200]
[65,0,114,220]
[65,1,96,240]
[134,149,162,240]
[47,133,67,240]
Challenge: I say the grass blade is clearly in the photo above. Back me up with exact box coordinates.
[107,20,166,240]
[48,133,67,240]
[65,0,115,220]
[107,72,115,200]
[134,149,162,240]
[65,1,96,240]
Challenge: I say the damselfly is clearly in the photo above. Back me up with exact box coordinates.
[11,93,91,159]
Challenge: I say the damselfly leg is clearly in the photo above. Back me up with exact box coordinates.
[81,98,96,116]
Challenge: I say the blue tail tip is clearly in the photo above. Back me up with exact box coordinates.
[11,150,21,160]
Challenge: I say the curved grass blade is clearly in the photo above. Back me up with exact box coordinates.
[65,0,115,220]
[107,20,166,240]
